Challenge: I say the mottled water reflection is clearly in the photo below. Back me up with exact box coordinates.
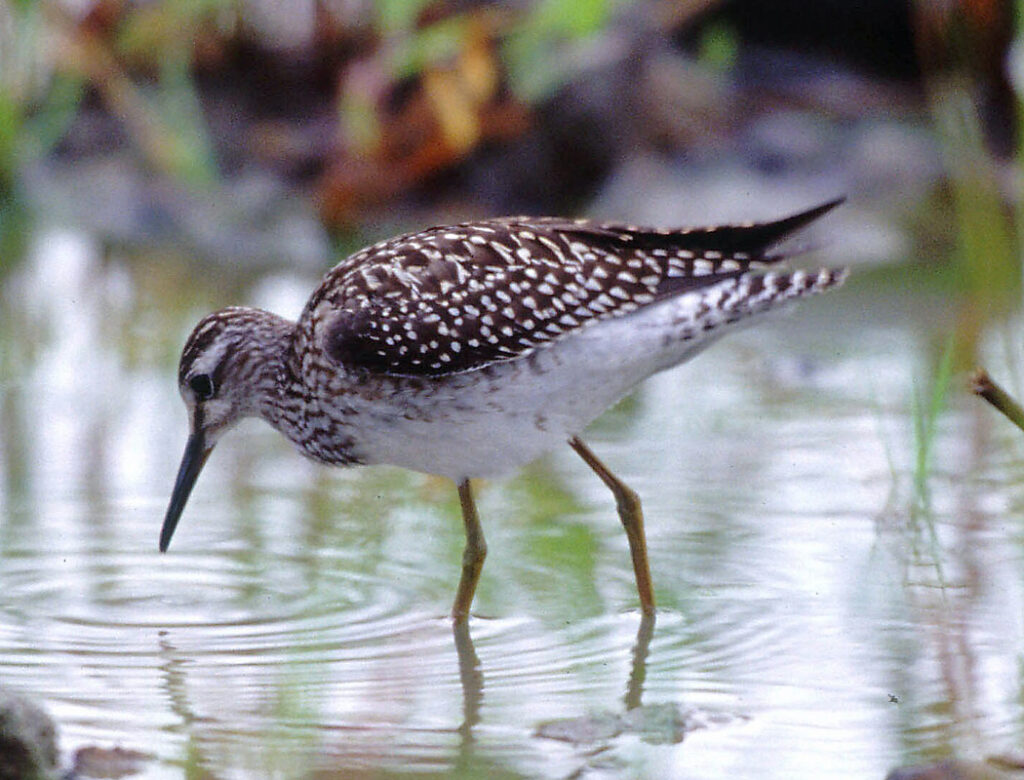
[2,228,1024,778]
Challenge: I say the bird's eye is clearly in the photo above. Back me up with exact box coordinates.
[189,373,215,400]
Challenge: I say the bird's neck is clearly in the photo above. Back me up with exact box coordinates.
[227,310,300,430]
[223,308,360,466]
[245,313,335,459]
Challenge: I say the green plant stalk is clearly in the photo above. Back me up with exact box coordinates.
[913,338,956,504]
[930,81,1020,358]
[907,338,955,591]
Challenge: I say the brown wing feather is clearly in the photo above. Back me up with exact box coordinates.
[308,200,842,377]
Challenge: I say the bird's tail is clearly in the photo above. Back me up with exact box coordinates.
[717,267,849,323]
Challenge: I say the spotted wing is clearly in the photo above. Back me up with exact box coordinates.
[312,199,843,377]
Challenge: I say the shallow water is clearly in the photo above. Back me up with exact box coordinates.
[2,225,1023,779]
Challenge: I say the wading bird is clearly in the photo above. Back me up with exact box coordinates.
[160,200,846,620]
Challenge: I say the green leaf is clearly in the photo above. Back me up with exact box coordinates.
[0,89,21,181]
[20,74,85,158]
[698,22,737,71]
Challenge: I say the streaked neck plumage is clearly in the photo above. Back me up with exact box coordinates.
[225,308,361,465]
[186,307,305,439]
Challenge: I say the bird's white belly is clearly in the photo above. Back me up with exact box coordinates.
[355,405,567,479]
[348,294,725,480]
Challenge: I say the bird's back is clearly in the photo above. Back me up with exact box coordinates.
[294,199,845,382]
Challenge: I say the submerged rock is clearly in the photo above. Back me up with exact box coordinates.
[0,688,59,780]
[887,756,1024,780]
[536,703,746,746]
[71,745,152,778]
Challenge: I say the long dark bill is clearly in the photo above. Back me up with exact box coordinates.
[160,432,213,552]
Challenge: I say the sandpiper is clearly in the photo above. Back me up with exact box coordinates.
[160,199,847,619]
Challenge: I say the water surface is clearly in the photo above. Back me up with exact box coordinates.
[1,226,1022,778]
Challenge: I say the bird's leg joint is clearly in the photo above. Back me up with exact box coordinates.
[462,536,487,569]
[613,483,643,519]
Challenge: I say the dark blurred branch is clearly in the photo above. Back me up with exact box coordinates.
[971,368,1024,433]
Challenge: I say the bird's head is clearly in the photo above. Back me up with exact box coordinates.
[160,307,292,552]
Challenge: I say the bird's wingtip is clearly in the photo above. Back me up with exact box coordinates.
[779,196,846,231]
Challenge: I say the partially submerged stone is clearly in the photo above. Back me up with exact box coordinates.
[0,688,59,780]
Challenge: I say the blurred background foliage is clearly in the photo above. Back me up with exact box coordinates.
[0,0,1022,362]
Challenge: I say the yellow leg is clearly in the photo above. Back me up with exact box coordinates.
[569,436,655,615]
[452,479,487,622]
